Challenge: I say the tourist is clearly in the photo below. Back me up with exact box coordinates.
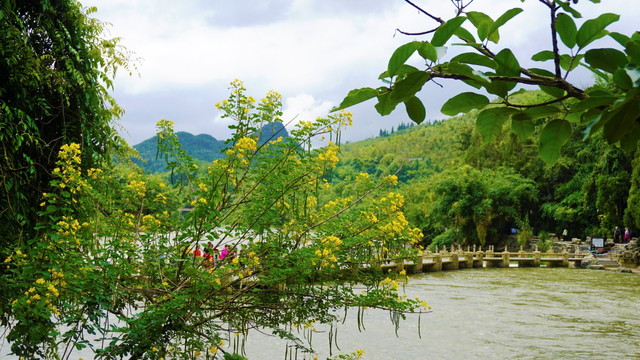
[225,244,235,261]
[624,227,630,243]
[614,226,621,243]
[562,229,568,241]
[193,244,202,258]
[213,248,220,267]
[220,244,228,260]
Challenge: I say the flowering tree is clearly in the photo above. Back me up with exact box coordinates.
[334,0,640,163]
[3,80,428,360]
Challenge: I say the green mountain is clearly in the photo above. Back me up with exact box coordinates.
[133,132,226,173]
[132,122,290,173]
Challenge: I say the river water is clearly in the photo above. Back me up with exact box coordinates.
[2,268,639,359]
[237,268,640,360]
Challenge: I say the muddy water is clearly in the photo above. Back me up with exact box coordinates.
[237,268,640,359]
[2,268,639,359]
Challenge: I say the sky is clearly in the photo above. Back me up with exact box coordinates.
[82,0,639,146]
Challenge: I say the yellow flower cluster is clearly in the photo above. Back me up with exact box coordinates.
[317,143,339,168]
[355,172,369,183]
[156,119,177,140]
[234,136,257,154]
[87,168,104,180]
[127,178,147,198]
[52,143,89,197]
[378,213,409,237]
[379,277,400,291]
[56,216,81,238]
[385,174,398,186]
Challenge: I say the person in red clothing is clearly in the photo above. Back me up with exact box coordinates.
[624,227,631,243]
[193,245,202,258]
[220,244,229,260]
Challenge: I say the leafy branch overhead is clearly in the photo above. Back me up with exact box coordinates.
[333,0,640,163]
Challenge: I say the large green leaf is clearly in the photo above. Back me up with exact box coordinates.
[379,64,420,80]
[495,48,520,77]
[466,11,494,42]
[486,8,523,44]
[476,107,517,142]
[531,50,555,62]
[576,13,619,50]
[613,68,633,90]
[539,119,572,164]
[559,54,582,71]
[447,62,490,84]
[331,87,379,112]
[450,52,497,69]
[556,13,577,48]
[432,17,467,47]
[569,96,616,113]
[609,32,629,47]
[391,71,430,103]
[441,92,489,116]
[404,96,426,124]
[539,85,566,98]
[388,42,421,77]
[454,27,476,43]
[620,127,640,153]
[625,39,640,65]
[375,92,402,116]
[417,42,438,62]
[511,106,562,121]
[584,48,628,74]
[603,98,640,144]
[511,117,535,141]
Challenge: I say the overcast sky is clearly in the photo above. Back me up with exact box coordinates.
[82,0,638,146]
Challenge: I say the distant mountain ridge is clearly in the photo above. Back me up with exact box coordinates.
[132,122,289,173]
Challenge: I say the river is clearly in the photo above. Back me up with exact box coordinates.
[236,268,640,359]
[2,268,639,359]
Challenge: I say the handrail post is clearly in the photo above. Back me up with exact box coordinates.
[502,246,510,268]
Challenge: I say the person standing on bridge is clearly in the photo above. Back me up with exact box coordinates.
[624,227,630,243]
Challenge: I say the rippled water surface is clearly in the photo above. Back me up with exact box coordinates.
[239,268,640,359]
[2,268,639,359]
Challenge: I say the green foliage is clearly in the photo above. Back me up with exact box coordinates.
[429,228,457,251]
[424,165,537,247]
[0,0,133,328]
[537,231,553,252]
[336,0,640,163]
[2,81,429,359]
[515,215,533,248]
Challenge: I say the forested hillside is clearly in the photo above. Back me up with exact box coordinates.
[128,92,639,251]
[331,90,639,249]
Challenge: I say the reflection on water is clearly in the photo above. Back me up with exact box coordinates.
[2,268,639,359]
[238,268,640,360]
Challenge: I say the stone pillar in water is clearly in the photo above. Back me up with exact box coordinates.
[432,253,442,272]
[475,249,484,268]
[413,253,424,274]
[501,246,510,268]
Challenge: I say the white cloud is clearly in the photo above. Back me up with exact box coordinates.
[281,93,333,128]
[86,0,639,146]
